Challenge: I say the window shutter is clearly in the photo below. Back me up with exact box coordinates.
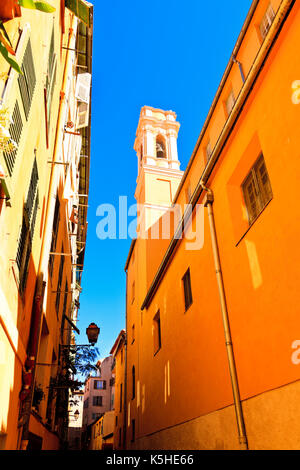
[242,154,273,225]
[18,38,36,121]
[205,141,212,162]
[260,4,275,39]
[65,0,92,27]
[255,157,273,206]
[182,268,193,311]
[226,90,235,115]
[76,101,90,129]
[16,158,39,292]
[243,173,260,223]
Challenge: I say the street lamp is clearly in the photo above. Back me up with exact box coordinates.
[60,322,100,349]
[86,323,100,346]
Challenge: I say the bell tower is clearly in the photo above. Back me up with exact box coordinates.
[134,106,183,234]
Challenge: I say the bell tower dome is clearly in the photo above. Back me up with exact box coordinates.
[134,106,183,233]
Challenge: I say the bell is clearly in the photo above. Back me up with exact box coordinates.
[156,142,165,158]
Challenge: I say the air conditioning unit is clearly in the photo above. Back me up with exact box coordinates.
[75,73,91,104]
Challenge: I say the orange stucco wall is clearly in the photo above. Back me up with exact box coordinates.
[124,0,300,450]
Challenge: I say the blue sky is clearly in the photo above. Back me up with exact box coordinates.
[76,1,253,358]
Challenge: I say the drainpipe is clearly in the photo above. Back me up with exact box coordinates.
[200,181,248,450]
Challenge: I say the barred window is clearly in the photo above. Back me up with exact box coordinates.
[242,154,273,225]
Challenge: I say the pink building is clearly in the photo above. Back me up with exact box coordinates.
[82,356,115,427]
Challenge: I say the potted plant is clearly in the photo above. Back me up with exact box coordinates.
[32,384,45,411]
[0,107,17,153]
[0,1,55,73]
[0,1,21,23]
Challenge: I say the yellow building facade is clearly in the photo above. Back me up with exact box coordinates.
[89,410,114,450]
[110,329,126,450]
[123,0,300,450]
[0,1,93,450]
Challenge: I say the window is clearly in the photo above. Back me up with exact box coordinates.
[60,280,69,338]
[131,324,135,344]
[132,365,135,400]
[45,27,57,130]
[16,158,39,293]
[49,195,60,277]
[120,383,123,412]
[84,398,89,408]
[153,311,161,355]
[205,141,212,163]
[156,136,166,158]
[182,268,193,311]
[3,101,23,177]
[260,4,275,40]
[66,0,92,27]
[226,90,235,116]
[185,183,192,203]
[140,144,143,167]
[26,158,39,234]
[93,396,103,407]
[242,154,273,225]
[94,380,106,390]
[18,38,36,120]
[131,281,135,304]
[131,419,135,442]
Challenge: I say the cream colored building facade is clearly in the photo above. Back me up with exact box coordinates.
[0,1,93,450]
